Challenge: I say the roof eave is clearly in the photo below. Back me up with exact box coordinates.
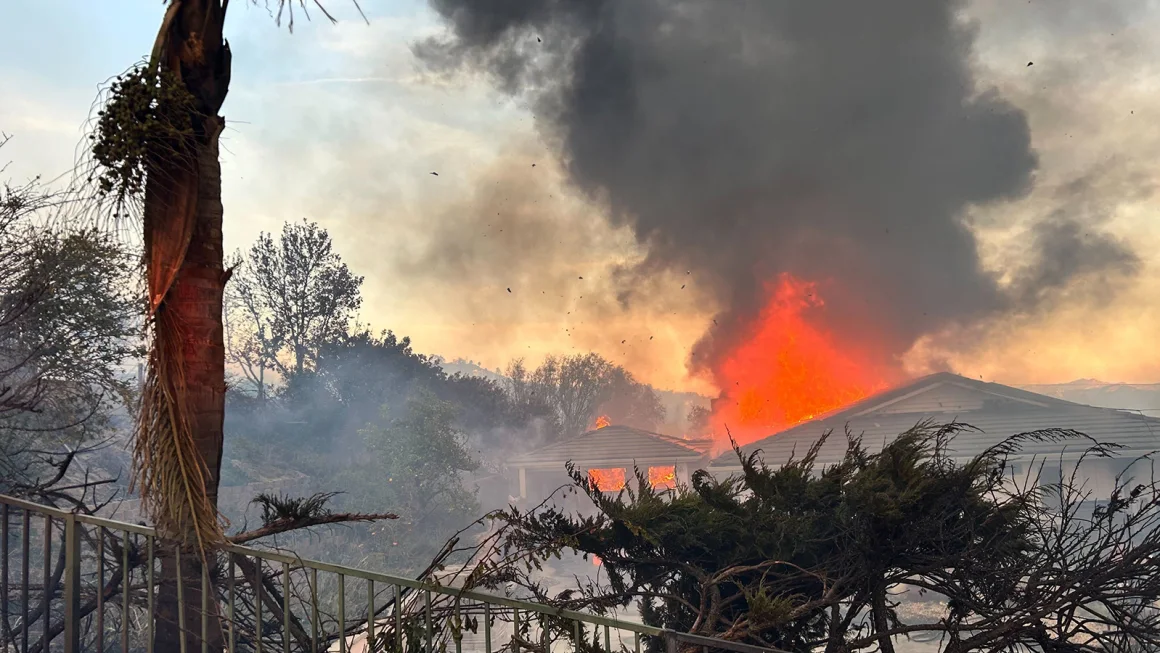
[513,454,710,470]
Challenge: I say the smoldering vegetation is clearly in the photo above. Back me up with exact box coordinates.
[214,219,699,576]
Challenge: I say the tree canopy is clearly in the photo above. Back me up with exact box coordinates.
[0,154,138,451]
[229,218,363,384]
[507,353,666,438]
[336,391,482,572]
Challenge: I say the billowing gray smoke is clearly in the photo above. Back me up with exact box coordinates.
[416,0,1133,373]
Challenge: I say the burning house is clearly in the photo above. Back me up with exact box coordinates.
[509,423,712,503]
[708,372,1160,501]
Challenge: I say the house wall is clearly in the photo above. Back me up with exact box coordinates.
[516,468,607,518]
[1011,456,1146,501]
[524,468,574,502]
[517,460,701,506]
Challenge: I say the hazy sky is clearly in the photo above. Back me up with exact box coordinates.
[3,0,1160,393]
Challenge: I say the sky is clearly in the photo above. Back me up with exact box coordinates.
[3,0,1160,394]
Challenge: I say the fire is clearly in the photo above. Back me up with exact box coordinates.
[711,273,898,445]
[594,415,611,429]
[588,467,626,491]
[648,465,676,489]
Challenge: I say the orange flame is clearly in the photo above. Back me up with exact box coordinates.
[711,273,899,446]
[588,468,626,492]
[648,465,676,489]
[594,415,611,429]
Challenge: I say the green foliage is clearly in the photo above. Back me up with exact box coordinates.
[305,329,441,420]
[221,328,536,578]
[362,391,479,481]
[224,325,538,475]
[90,65,196,206]
[474,422,1135,651]
[230,328,445,462]
[337,391,481,572]
[600,366,667,430]
[0,178,138,444]
[18,229,140,377]
[0,156,139,492]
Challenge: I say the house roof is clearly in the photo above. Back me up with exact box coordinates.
[511,424,712,470]
[711,372,1160,469]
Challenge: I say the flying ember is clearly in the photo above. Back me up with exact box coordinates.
[710,273,899,446]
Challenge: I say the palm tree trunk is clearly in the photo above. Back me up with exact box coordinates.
[173,117,227,534]
[143,3,231,651]
[153,114,228,653]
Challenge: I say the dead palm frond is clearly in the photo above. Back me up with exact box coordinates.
[262,0,369,32]
[132,305,225,548]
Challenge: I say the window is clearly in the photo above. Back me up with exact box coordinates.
[648,465,677,489]
[588,468,626,491]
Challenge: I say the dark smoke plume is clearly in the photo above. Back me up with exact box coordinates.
[1010,162,1143,306]
[416,0,1132,375]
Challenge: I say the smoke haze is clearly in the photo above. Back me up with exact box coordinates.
[414,0,1139,380]
[8,0,1160,392]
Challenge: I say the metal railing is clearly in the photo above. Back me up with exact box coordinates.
[0,494,783,653]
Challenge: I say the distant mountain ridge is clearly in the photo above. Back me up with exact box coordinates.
[437,358,508,383]
[1017,381,1160,414]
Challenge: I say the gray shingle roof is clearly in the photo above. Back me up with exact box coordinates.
[512,424,712,469]
[711,372,1160,469]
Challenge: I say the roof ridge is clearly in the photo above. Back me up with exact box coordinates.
[723,373,1130,462]
[649,430,713,447]
[946,375,1087,408]
[510,423,712,464]
[838,372,1083,417]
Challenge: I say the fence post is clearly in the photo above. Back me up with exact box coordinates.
[63,512,82,653]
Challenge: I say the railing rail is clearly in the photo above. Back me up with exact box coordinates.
[0,494,786,653]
